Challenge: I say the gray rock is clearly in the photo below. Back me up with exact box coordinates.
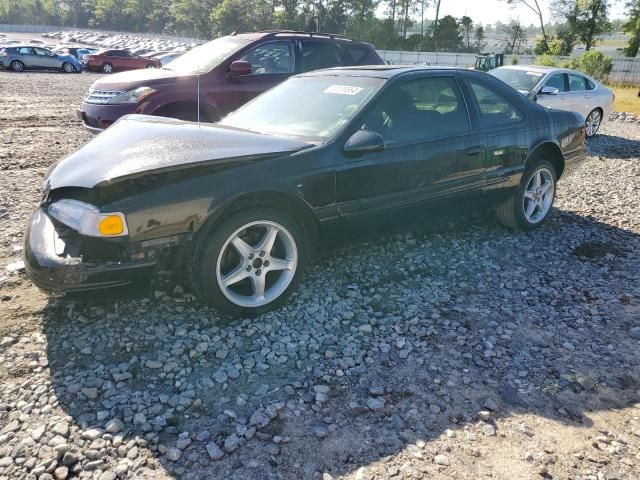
[224,434,240,452]
[165,447,182,462]
[105,418,124,434]
[629,327,640,340]
[483,398,499,411]
[51,421,69,438]
[434,454,450,466]
[366,397,385,411]
[206,442,224,460]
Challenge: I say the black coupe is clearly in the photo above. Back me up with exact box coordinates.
[24,66,587,314]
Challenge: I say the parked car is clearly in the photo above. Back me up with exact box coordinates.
[25,66,587,314]
[55,46,98,62]
[490,65,614,137]
[0,45,82,73]
[77,31,384,131]
[84,49,162,73]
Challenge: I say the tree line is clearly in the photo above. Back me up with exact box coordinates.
[0,0,639,57]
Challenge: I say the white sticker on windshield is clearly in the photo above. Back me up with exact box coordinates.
[323,85,363,95]
[526,71,544,77]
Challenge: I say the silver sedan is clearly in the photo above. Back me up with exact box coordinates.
[490,65,614,137]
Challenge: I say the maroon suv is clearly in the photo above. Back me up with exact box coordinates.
[77,31,384,132]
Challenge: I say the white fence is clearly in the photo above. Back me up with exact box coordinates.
[378,50,640,85]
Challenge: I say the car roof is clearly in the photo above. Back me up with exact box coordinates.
[494,64,600,81]
[300,65,465,79]
[228,30,374,47]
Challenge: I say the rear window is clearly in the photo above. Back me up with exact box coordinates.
[344,44,382,65]
[299,41,346,72]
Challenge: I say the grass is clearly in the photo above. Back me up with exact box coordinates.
[610,85,640,114]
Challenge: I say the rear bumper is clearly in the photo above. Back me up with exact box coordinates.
[77,102,138,132]
[24,208,156,293]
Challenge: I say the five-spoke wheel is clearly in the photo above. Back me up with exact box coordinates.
[496,159,557,230]
[191,208,305,315]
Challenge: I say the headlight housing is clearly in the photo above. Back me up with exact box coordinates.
[107,86,156,104]
[48,199,129,237]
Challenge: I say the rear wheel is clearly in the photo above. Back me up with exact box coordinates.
[585,108,602,138]
[190,208,305,315]
[101,62,113,73]
[62,62,75,73]
[495,159,557,231]
[9,60,24,72]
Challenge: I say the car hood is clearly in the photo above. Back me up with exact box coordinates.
[45,115,311,190]
[91,67,191,90]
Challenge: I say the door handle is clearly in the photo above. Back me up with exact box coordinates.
[465,147,483,156]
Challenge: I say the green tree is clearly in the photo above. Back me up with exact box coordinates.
[553,0,611,50]
[209,0,273,36]
[563,50,613,81]
[460,15,473,51]
[474,25,487,52]
[500,19,527,54]
[623,0,640,57]
[435,15,462,51]
[504,0,550,52]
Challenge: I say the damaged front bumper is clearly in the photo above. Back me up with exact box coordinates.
[24,208,157,293]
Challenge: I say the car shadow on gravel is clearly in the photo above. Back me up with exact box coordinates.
[587,133,640,159]
[40,208,640,479]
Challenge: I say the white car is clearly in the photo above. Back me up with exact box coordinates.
[490,65,614,137]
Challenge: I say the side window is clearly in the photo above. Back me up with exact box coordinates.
[239,41,293,75]
[361,76,470,144]
[34,48,50,56]
[568,74,586,91]
[468,80,523,127]
[586,78,596,90]
[544,73,566,92]
[345,45,368,64]
[18,47,32,55]
[299,41,345,72]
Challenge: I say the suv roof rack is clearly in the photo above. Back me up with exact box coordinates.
[258,30,355,42]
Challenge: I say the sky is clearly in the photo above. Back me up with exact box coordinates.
[427,0,627,26]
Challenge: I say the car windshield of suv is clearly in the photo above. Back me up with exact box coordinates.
[219,75,384,142]
[490,68,545,92]
[163,37,247,73]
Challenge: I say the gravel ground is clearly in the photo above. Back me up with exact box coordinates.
[1,70,639,480]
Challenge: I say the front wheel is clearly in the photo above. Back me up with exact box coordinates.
[9,60,24,72]
[585,108,602,138]
[101,62,113,73]
[190,208,306,315]
[495,160,557,231]
[62,62,75,73]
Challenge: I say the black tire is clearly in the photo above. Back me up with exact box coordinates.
[62,62,75,73]
[146,63,156,69]
[495,159,557,231]
[585,108,602,138]
[190,208,306,316]
[101,62,113,73]
[9,60,24,72]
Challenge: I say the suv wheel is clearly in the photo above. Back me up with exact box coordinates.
[10,60,24,72]
[495,160,557,230]
[191,208,305,315]
[585,108,602,138]
[101,63,113,73]
[62,62,75,73]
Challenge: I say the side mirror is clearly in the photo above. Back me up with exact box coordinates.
[229,60,252,76]
[539,86,559,95]
[343,130,385,155]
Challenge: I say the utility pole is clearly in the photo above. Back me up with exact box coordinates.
[433,0,442,51]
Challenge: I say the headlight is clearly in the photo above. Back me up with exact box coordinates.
[48,199,129,237]
[107,86,156,104]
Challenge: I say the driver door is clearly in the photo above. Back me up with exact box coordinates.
[336,74,485,218]
[33,47,58,68]
[222,41,295,113]
[536,72,568,111]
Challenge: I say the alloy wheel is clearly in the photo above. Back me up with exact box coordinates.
[102,63,113,73]
[10,61,23,72]
[522,168,555,224]
[216,221,298,308]
[63,63,75,73]
[585,110,601,137]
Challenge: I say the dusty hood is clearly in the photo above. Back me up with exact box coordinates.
[91,67,193,90]
[45,115,310,190]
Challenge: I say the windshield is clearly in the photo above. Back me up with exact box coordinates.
[163,37,247,73]
[490,68,545,92]
[220,76,385,142]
